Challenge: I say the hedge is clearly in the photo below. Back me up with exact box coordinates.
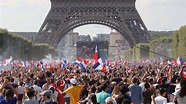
[171,31,179,59]
[149,36,172,60]
[177,26,186,60]
[133,43,150,60]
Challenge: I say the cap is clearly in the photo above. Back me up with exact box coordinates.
[40,90,51,97]
[70,78,77,84]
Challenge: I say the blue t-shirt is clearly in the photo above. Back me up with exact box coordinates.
[128,84,142,104]
[0,97,17,104]
[0,96,4,102]
[96,91,111,104]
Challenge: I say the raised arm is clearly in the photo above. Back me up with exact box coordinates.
[0,79,8,93]
[7,82,19,98]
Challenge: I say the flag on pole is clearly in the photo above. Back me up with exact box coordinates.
[20,61,28,67]
[80,62,87,71]
[74,59,89,71]
[92,57,108,73]
[74,58,82,65]
[173,59,178,66]
[177,57,184,65]
[81,59,89,70]
[40,61,44,69]
[2,56,13,66]
[62,59,68,69]
[92,42,100,62]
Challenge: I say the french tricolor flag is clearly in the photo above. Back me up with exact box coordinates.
[92,42,100,62]
[20,61,28,67]
[62,59,68,69]
[2,56,13,66]
[177,57,184,65]
[74,58,82,65]
[80,59,89,71]
[92,57,108,73]
[181,66,186,79]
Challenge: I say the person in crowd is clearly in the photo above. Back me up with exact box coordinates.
[40,90,53,104]
[60,78,84,104]
[63,78,70,104]
[17,81,25,104]
[89,94,99,104]
[42,77,51,91]
[22,87,39,104]
[32,80,43,101]
[143,83,152,104]
[112,86,120,102]
[24,77,32,88]
[128,77,143,104]
[172,77,181,93]
[117,84,131,104]
[159,77,170,101]
[153,88,167,104]
[79,86,97,104]
[0,77,19,104]
[96,83,111,104]
[121,99,130,104]
[4,76,19,95]
[173,79,186,104]
[80,84,89,101]
[55,79,65,104]
[149,78,156,97]
[105,97,116,104]
[49,86,58,104]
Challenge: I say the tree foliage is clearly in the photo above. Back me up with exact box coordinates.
[177,26,186,60]
[0,28,57,60]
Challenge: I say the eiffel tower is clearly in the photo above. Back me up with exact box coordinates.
[34,0,150,48]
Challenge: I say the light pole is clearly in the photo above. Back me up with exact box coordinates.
[25,47,28,61]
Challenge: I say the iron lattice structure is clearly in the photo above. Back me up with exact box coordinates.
[34,0,150,48]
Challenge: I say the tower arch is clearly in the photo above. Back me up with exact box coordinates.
[34,0,150,48]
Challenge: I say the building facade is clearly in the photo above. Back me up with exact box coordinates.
[57,30,79,59]
[11,32,37,41]
[96,33,110,42]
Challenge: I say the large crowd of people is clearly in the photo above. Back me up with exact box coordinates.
[0,59,186,104]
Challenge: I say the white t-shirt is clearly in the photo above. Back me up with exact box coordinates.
[32,84,43,101]
[139,83,145,91]
[175,84,180,93]
[18,85,24,94]
[155,95,167,104]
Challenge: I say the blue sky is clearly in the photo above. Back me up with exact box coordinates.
[0,0,186,37]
